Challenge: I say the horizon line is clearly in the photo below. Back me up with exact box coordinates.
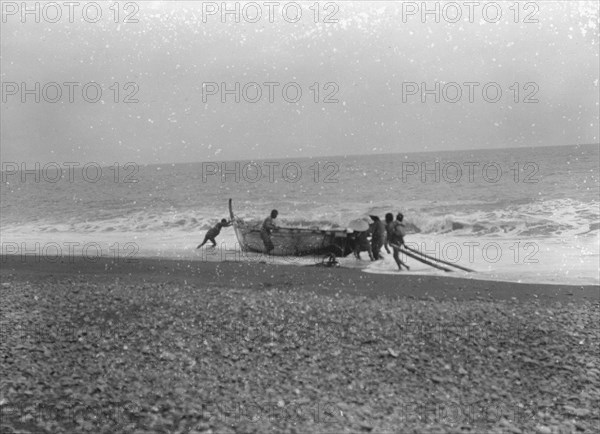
[0,142,598,169]
[135,142,600,167]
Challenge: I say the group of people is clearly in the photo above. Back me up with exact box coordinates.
[350,213,409,271]
[198,208,409,271]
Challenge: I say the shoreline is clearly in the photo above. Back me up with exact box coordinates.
[3,228,599,287]
[1,254,598,303]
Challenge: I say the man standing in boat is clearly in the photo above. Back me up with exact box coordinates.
[385,212,410,271]
[261,209,278,254]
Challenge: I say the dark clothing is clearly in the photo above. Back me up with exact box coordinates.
[352,229,373,260]
[371,221,386,242]
[261,217,277,235]
[371,239,383,260]
[260,231,274,253]
[370,220,387,259]
[356,230,371,250]
[261,216,277,253]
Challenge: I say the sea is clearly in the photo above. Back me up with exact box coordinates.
[1,144,599,286]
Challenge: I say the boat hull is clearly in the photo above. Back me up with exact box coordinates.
[229,199,351,257]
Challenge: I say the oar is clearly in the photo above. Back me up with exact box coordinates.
[404,245,476,272]
[389,243,453,272]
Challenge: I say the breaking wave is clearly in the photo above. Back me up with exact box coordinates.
[3,198,597,241]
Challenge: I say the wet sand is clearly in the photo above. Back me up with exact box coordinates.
[1,254,598,303]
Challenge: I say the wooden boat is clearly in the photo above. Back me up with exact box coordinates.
[229,199,352,256]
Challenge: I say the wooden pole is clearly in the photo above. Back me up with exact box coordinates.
[389,243,453,272]
[404,245,476,272]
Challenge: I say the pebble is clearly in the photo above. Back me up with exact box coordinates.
[500,419,522,433]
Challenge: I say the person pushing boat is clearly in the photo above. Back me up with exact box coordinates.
[261,209,278,254]
[197,218,232,249]
[385,212,410,271]
[353,227,374,261]
[369,215,387,260]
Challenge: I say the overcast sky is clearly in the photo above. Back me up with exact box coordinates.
[1,1,598,165]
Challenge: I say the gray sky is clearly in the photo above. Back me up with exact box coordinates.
[1,1,598,164]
